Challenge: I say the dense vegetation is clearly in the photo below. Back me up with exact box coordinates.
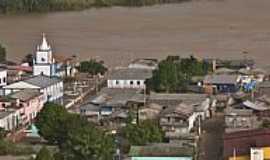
[148,55,210,93]
[0,0,190,14]
[35,146,54,160]
[122,119,164,145]
[0,44,6,63]
[35,103,115,160]
[78,59,107,75]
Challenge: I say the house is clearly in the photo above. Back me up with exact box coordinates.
[223,128,270,160]
[203,74,240,93]
[103,110,129,131]
[9,89,44,124]
[80,103,100,124]
[3,75,63,103]
[0,68,7,96]
[258,81,270,96]
[128,58,158,70]
[0,110,20,131]
[224,107,258,133]
[159,103,198,139]
[33,33,76,77]
[107,68,152,89]
[0,89,44,129]
[129,143,193,160]
[0,68,7,87]
[80,88,144,124]
[228,147,270,160]
[148,93,211,119]
[90,88,144,113]
[139,103,163,120]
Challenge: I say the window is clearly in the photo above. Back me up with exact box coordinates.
[3,77,6,83]
[116,80,119,85]
[0,78,1,84]
[41,58,45,62]
[130,81,134,85]
[137,81,140,85]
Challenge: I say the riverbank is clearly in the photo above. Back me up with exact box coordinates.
[0,0,189,14]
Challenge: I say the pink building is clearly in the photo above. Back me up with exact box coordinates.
[0,89,45,130]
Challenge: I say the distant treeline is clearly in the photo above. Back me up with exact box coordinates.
[0,0,189,13]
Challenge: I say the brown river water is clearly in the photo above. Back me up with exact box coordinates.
[0,0,270,67]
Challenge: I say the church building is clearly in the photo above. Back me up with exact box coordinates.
[33,34,76,77]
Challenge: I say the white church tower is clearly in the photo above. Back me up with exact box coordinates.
[33,33,56,77]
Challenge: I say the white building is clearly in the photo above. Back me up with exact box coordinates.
[0,110,20,131]
[0,69,7,96]
[0,69,7,87]
[33,34,77,77]
[3,75,63,103]
[107,68,152,89]
[33,33,56,77]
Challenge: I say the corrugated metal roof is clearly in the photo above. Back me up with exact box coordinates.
[108,68,152,80]
[10,89,41,102]
[204,74,239,84]
[24,75,62,88]
[129,144,193,157]
[90,88,144,107]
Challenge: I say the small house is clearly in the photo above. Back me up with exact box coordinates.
[107,68,152,89]
[159,103,197,139]
[203,74,240,94]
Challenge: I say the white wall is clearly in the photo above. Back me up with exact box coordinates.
[41,81,64,102]
[33,65,51,76]
[0,70,7,87]
[35,50,52,64]
[107,79,146,89]
[0,111,20,131]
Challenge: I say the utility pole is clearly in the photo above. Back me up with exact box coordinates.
[198,116,201,136]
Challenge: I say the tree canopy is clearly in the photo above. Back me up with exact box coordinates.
[35,146,54,160]
[148,55,210,93]
[35,103,115,160]
[22,53,33,66]
[78,59,107,75]
[0,0,189,14]
[0,44,6,63]
[35,103,69,145]
[122,119,164,146]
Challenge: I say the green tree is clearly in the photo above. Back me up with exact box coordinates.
[78,59,107,75]
[61,123,115,160]
[122,120,164,145]
[148,55,210,93]
[0,44,6,63]
[0,128,6,139]
[22,53,33,66]
[35,103,68,145]
[36,103,115,160]
[36,146,54,160]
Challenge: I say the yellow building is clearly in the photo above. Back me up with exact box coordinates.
[228,147,270,160]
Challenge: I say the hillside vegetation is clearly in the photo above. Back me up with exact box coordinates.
[0,0,189,13]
